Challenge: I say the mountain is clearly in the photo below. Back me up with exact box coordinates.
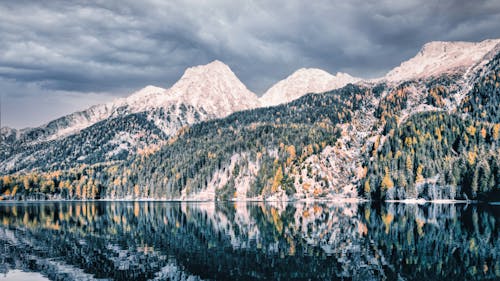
[3,60,261,145]
[165,60,261,117]
[0,61,259,174]
[1,39,500,201]
[384,39,500,82]
[260,68,360,106]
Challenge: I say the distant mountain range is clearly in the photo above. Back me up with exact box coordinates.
[1,38,499,201]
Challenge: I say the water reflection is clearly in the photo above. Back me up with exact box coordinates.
[0,202,498,280]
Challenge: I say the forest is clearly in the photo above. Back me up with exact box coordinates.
[0,52,499,201]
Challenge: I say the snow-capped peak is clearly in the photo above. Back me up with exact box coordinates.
[108,60,261,118]
[115,85,167,109]
[131,85,166,97]
[165,60,260,117]
[260,68,360,106]
[182,60,231,76]
[103,60,261,118]
[384,39,500,82]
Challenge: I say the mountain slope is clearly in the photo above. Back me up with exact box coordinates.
[260,68,360,106]
[0,61,259,174]
[384,39,500,82]
[1,39,500,201]
[0,105,208,174]
[1,84,374,200]
[361,50,500,201]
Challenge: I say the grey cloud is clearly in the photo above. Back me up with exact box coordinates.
[0,77,117,128]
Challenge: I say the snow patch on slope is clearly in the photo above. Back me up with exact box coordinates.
[291,106,379,200]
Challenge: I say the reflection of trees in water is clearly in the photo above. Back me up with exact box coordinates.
[0,202,498,280]
[364,203,500,280]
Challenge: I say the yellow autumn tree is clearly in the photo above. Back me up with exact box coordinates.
[381,170,394,191]
[134,185,140,198]
[271,166,283,193]
[22,177,30,191]
[406,156,413,173]
[467,151,477,165]
[75,184,82,199]
[11,185,18,197]
[364,179,371,194]
[493,124,500,140]
[466,124,476,136]
[306,144,314,156]
[2,176,12,187]
[415,165,424,183]
[480,127,487,139]
[286,145,296,166]
[435,127,442,142]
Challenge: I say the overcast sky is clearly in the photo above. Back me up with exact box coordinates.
[1,0,500,128]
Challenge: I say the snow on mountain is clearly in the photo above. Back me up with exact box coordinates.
[260,68,360,106]
[0,127,21,144]
[41,85,168,141]
[9,37,500,145]
[384,39,500,82]
[106,60,261,123]
[116,60,261,118]
[10,60,261,143]
[164,60,261,117]
[112,85,168,113]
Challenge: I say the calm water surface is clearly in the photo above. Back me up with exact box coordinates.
[0,201,498,280]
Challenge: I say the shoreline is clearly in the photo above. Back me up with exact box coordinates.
[0,198,496,204]
[385,198,473,204]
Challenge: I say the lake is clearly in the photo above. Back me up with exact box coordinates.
[0,201,498,280]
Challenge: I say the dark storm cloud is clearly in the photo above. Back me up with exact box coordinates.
[1,0,500,127]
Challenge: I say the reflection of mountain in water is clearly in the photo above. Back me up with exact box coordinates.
[0,202,498,280]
